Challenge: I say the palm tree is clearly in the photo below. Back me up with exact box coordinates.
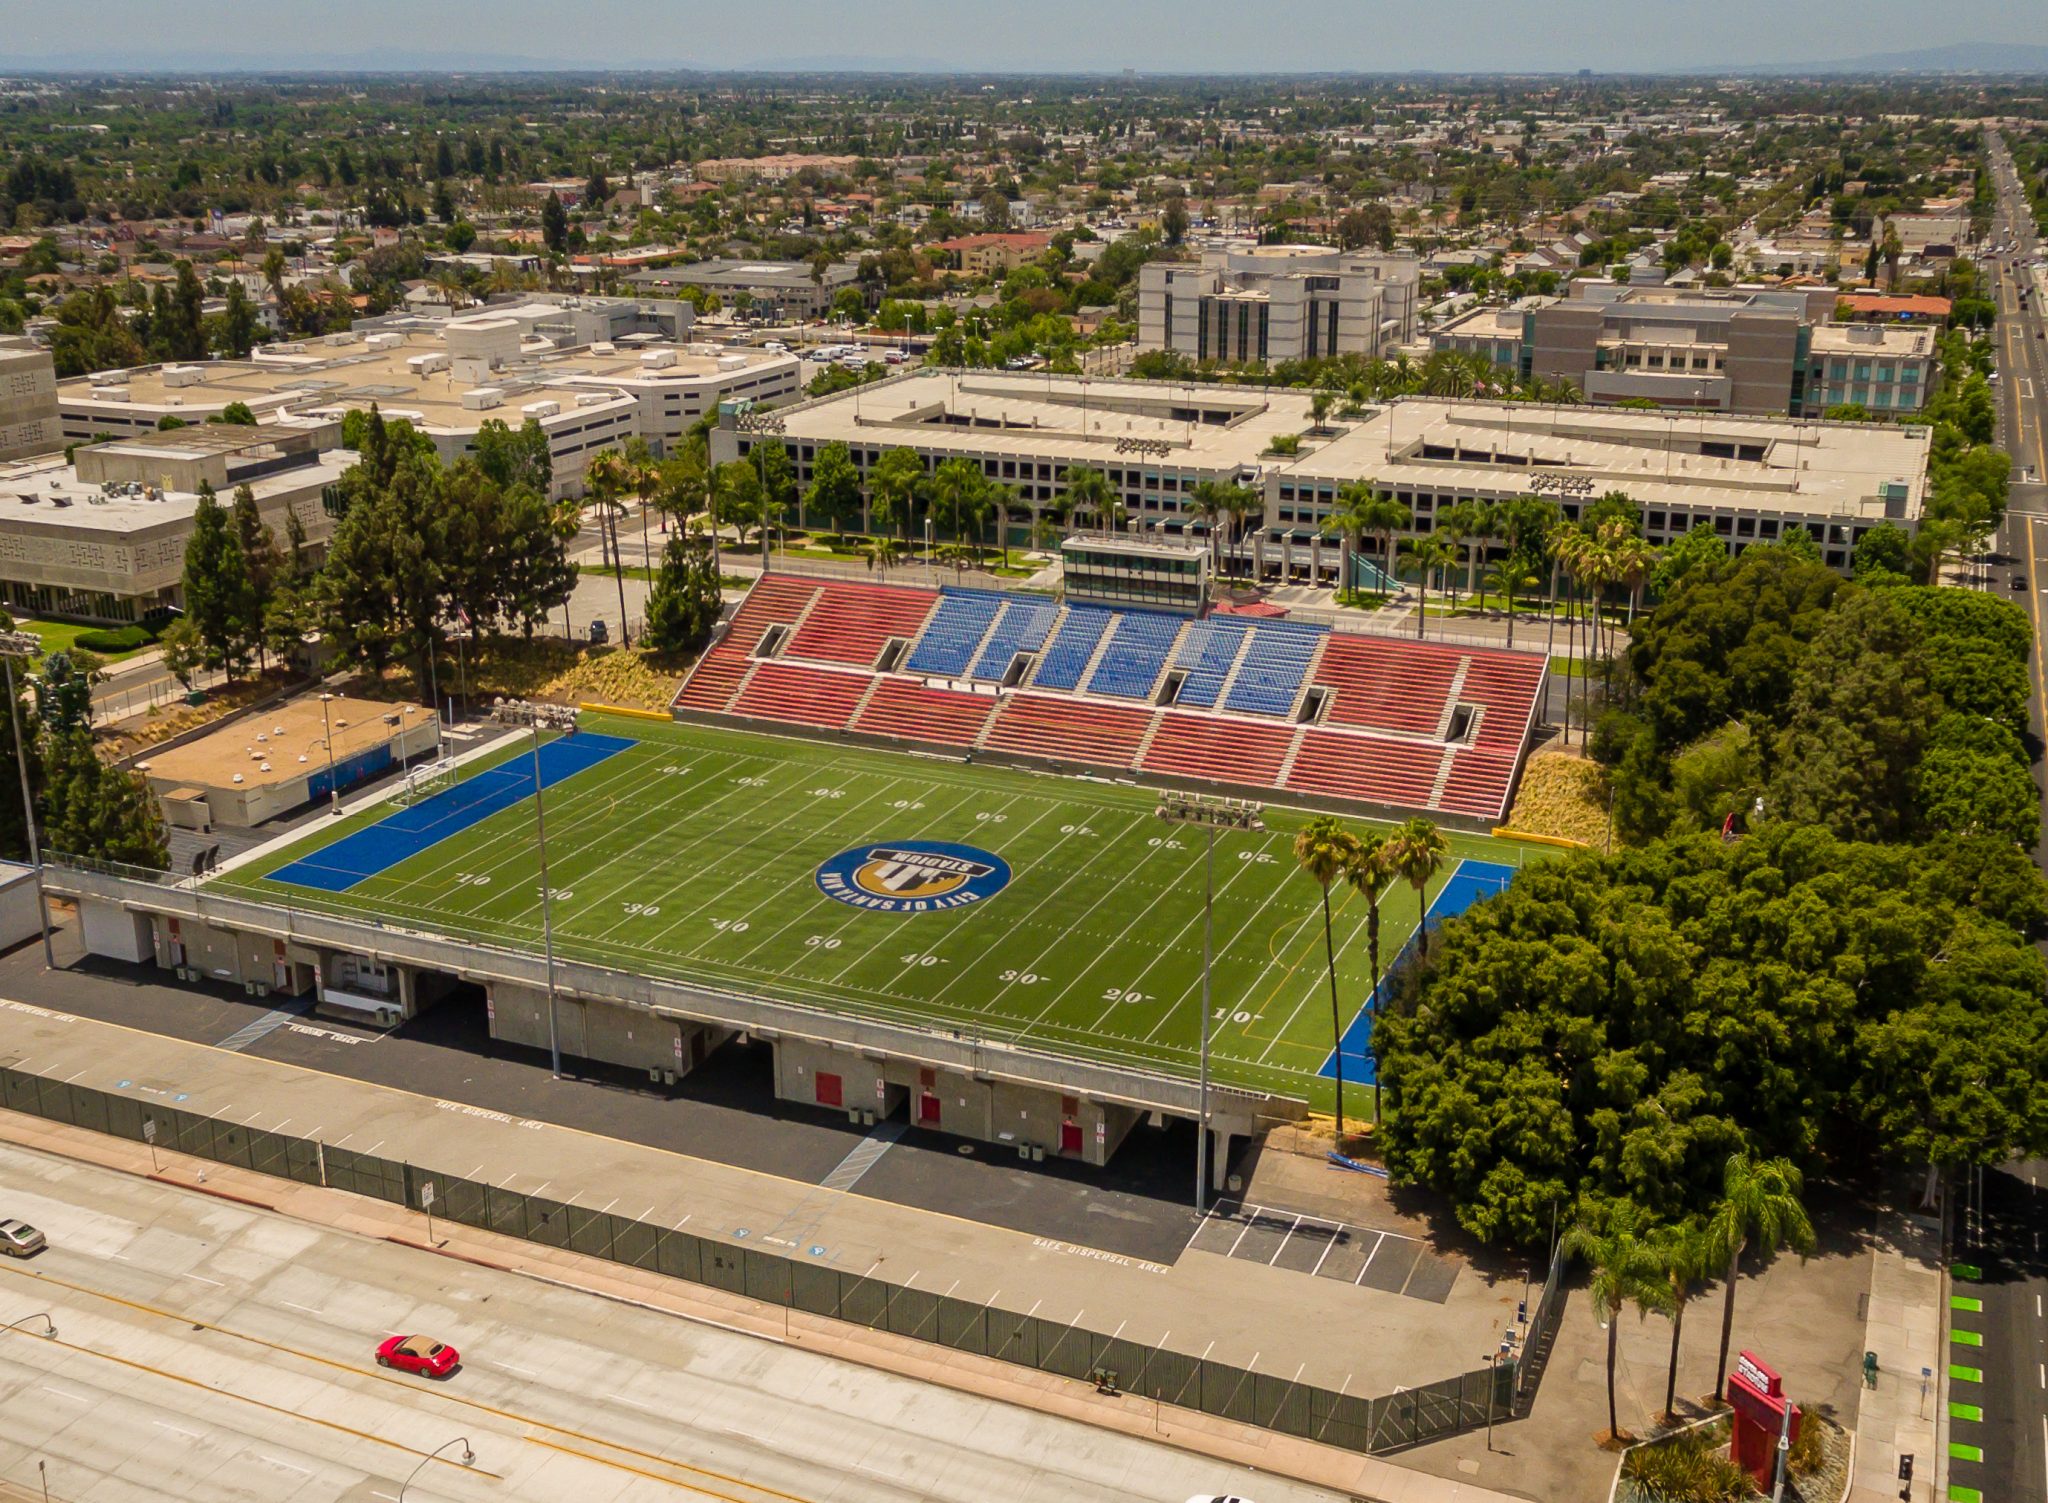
[1341,832,1395,1121]
[1385,816,1450,959]
[1563,1205,1675,1444]
[1293,815,1362,1142]
[1308,389,1335,434]
[583,448,634,646]
[1549,526,1593,744]
[1324,481,1386,599]
[1708,1154,1815,1403]
[1400,533,1460,640]
[1061,465,1117,533]
[1440,499,1499,607]
[1347,486,1412,598]
[1485,554,1544,649]
[1190,478,1232,575]
[1652,1223,1716,1425]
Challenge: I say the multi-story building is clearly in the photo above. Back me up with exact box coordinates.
[57,309,801,499]
[927,232,1055,278]
[0,426,348,623]
[718,371,1930,580]
[626,259,861,320]
[0,338,59,461]
[1431,285,1939,417]
[1138,246,1421,363]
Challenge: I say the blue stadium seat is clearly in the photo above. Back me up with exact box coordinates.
[1033,606,1114,690]
[1221,619,1330,717]
[970,598,1061,680]
[1169,618,1251,708]
[1084,610,1185,700]
[903,589,1006,678]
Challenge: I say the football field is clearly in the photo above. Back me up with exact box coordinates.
[211,712,1540,1105]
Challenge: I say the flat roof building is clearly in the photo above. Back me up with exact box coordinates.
[57,313,801,500]
[626,259,861,320]
[0,426,349,623]
[1139,246,1421,364]
[0,337,58,462]
[720,370,1929,581]
[1432,285,1939,418]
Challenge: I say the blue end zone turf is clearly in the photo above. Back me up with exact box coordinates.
[1319,858,1519,1085]
[266,732,636,893]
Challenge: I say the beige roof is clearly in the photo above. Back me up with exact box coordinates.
[136,695,430,795]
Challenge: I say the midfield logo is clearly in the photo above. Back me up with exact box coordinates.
[815,840,1013,914]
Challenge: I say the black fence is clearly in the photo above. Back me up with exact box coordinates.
[2,1064,1536,1454]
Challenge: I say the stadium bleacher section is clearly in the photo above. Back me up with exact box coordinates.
[672,573,1548,821]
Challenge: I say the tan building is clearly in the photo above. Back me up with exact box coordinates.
[1139,245,1421,362]
[0,338,58,461]
[0,426,348,623]
[928,232,1054,278]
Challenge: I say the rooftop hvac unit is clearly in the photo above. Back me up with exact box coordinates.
[162,365,205,388]
[365,333,402,351]
[460,387,504,411]
[716,354,745,372]
[574,391,611,407]
[591,341,616,355]
[324,332,356,347]
[522,400,560,419]
[639,349,676,369]
[406,352,450,375]
[99,386,129,402]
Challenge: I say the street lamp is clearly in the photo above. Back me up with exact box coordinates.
[491,698,577,1079]
[398,1436,475,1501]
[317,693,345,817]
[1154,792,1264,1212]
[1,1312,56,1339]
[0,629,55,968]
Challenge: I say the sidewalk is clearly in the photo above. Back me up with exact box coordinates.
[0,1104,1526,1503]
[1847,1209,1945,1503]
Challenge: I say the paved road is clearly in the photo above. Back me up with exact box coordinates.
[1955,133,2048,1503]
[0,1138,1355,1503]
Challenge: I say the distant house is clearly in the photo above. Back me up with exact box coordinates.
[927,232,1054,278]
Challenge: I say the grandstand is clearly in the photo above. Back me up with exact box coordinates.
[673,573,1549,824]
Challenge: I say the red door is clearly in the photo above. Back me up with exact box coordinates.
[918,1091,941,1125]
[1060,1120,1083,1154]
[816,1071,843,1108]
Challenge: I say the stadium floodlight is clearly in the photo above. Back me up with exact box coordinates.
[491,698,578,1078]
[0,629,54,968]
[317,693,347,818]
[1155,791,1265,1212]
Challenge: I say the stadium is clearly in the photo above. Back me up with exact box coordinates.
[56,559,1551,1178]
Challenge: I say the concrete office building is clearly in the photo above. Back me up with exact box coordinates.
[626,258,861,319]
[721,370,1929,580]
[0,338,59,461]
[0,425,347,623]
[1138,246,1421,363]
[57,310,801,500]
[1431,285,1938,416]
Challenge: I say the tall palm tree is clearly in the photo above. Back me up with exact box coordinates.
[1061,465,1117,533]
[1385,816,1450,959]
[1549,526,1592,744]
[583,448,634,646]
[1440,499,1499,606]
[1341,832,1395,1122]
[1400,533,1460,640]
[1652,1222,1716,1425]
[1293,815,1362,1142]
[1485,554,1544,650]
[1563,1205,1674,1444]
[1708,1154,1815,1403]
[1326,480,1402,598]
[1190,478,1232,575]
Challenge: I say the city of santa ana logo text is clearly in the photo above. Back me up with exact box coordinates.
[815,840,1012,914]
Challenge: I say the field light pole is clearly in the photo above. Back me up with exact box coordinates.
[1154,792,1264,1213]
[492,698,576,1080]
[317,692,345,817]
[0,630,55,969]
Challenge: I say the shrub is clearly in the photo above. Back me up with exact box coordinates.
[1621,1425,1752,1502]
[74,625,152,653]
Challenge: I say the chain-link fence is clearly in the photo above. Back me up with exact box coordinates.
[1,1062,1537,1454]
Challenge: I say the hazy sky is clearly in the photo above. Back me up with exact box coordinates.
[0,0,2039,73]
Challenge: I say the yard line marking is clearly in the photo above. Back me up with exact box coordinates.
[38,1385,87,1402]
[1139,827,1306,1046]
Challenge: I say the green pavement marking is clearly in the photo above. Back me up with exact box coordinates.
[1952,1329,1984,1347]
[1950,1488,1984,1503]
[1950,1363,1983,1382]
[1951,1295,1984,1312]
[1950,1402,1984,1421]
[1949,1443,1985,1464]
[1953,1262,1984,1280]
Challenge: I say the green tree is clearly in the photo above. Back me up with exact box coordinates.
[1484,554,1544,650]
[1293,815,1363,1140]
[1400,534,1460,639]
[1852,521,1912,580]
[1651,1223,1717,1425]
[230,484,282,662]
[1707,1155,1814,1403]
[1060,465,1120,532]
[711,459,770,545]
[643,528,724,655]
[212,281,259,358]
[804,441,865,534]
[315,446,450,682]
[39,730,166,870]
[1385,816,1449,958]
[1343,832,1396,1120]
[34,652,96,736]
[471,418,553,494]
[180,483,257,676]
[1563,1205,1674,1442]
[869,448,926,550]
[540,191,568,255]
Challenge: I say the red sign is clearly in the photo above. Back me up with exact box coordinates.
[1727,1349,1800,1489]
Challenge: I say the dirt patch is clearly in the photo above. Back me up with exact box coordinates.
[1504,748,1613,849]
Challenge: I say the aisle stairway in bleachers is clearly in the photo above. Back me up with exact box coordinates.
[671,574,1550,822]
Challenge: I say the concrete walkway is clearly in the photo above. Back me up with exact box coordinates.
[0,1105,1526,1503]
[1848,1209,1945,1503]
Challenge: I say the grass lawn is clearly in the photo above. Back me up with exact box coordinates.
[13,618,151,663]
[212,713,1543,1106]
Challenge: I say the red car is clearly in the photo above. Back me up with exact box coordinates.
[376,1334,460,1378]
